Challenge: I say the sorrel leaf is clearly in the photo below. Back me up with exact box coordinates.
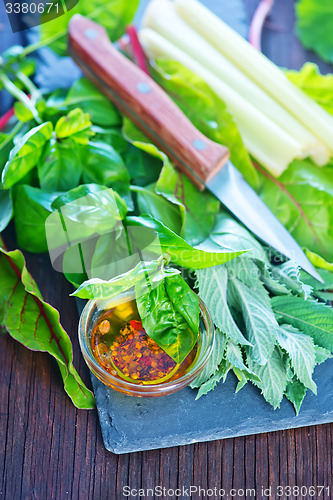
[0,239,95,409]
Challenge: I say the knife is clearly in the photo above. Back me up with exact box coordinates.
[68,15,322,282]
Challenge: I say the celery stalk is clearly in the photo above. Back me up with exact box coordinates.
[142,0,329,168]
[174,0,333,156]
[139,28,304,177]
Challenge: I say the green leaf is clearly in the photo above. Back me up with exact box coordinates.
[258,159,333,262]
[151,59,259,189]
[133,183,182,235]
[1,122,53,189]
[285,378,307,416]
[295,1,333,63]
[55,108,94,144]
[72,256,179,300]
[271,260,313,298]
[80,141,130,190]
[40,0,140,56]
[190,329,227,388]
[225,340,261,383]
[125,215,244,269]
[164,274,200,334]
[272,295,333,351]
[256,261,291,296]
[286,63,333,116]
[137,275,198,363]
[228,277,279,364]
[314,345,332,364]
[247,347,288,409]
[194,363,230,399]
[13,185,58,253]
[207,212,267,262]
[277,324,317,393]
[14,101,34,122]
[65,78,121,126]
[38,138,81,191]
[0,241,95,409]
[195,265,250,346]
[156,160,220,246]
[0,190,13,232]
[305,248,333,272]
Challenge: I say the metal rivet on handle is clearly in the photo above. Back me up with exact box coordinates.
[137,82,151,94]
[193,139,207,151]
[84,29,98,39]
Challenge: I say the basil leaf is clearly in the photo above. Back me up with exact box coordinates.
[136,278,197,364]
[125,215,244,269]
[164,274,200,334]
[156,160,220,246]
[80,141,130,190]
[0,239,95,409]
[65,78,121,127]
[55,108,94,144]
[134,183,182,235]
[38,138,81,191]
[13,185,59,253]
[1,122,53,189]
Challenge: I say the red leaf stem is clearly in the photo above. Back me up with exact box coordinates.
[249,0,275,51]
[126,25,149,75]
[0,107,15,132]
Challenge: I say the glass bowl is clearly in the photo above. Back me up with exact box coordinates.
[78,291,215,397]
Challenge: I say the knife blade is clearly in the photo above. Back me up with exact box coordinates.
[68,15,322,282]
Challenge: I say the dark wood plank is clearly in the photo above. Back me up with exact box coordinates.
[1,1,333,499]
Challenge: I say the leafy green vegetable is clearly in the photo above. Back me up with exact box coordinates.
[295,0,333,63]
[190,329,227,389]
[125,215,244,269]
[55,108,94,144]
[2,122,53,189]
[137,274,199,363]
[287,63,333,116]
[285,378,307,415]
[156,160,220,246]
[38,138,81,191]
[13,185,59,253]
[277,324,316,393]
[0,239,95,409]
[305,248,333,272]
[65,78,121,127]
[72,255,179,300]
[257,159,333,262]
[247,348,288,409]
[272,295,333,351]
[40,0,140,56]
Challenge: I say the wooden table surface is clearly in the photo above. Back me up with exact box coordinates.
[1,1,333,499]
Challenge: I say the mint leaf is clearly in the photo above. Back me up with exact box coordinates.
[277,324,317,393]
[285,378,307,416]
[195,265,250,346]
[190,329,227,388]
[272,295,333,351]
[55,108,94,145]
[247,348,288,409]
[228,278,278,364]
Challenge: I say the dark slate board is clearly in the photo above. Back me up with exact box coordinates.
[90,358,333,454]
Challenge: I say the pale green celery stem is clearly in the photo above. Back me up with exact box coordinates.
[142,0,329,167]
[139,28,302,177]
[0,74,41,124]
[174,0,333,156]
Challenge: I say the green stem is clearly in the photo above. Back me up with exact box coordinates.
[16,71,42,103]
[0,121,23,154]
[0,74,41,124]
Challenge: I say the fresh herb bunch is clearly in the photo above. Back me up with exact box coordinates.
[1,16,333,412]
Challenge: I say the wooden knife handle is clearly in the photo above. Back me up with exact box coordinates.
[68,15,230,189]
